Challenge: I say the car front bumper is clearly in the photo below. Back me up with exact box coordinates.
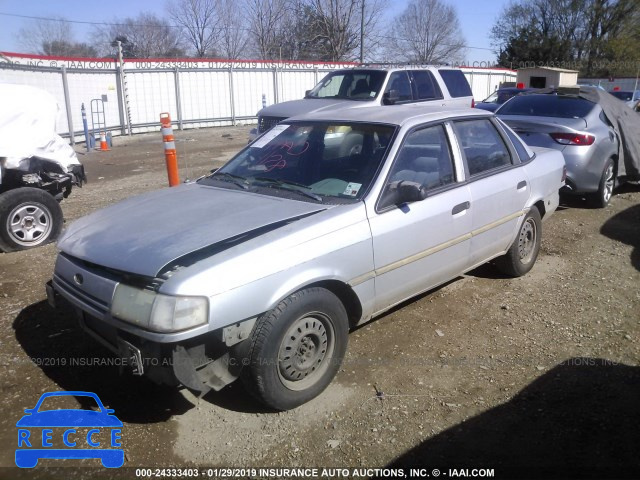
[46,279,248,396]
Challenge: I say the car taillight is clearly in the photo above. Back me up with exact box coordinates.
[550,133,595,145]
[471,98,475,108]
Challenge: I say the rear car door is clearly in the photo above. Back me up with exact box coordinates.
[367,123,472,313]
[452,118,530,266]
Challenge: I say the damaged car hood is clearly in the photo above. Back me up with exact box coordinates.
[57,184,327,277]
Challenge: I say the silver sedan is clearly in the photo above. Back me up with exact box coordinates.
[48,106,565,410]
[497,90,619,207]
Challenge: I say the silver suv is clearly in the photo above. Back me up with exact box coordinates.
[249,66,474,140]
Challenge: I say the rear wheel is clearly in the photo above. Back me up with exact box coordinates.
[0,188,63,252]
[496,207,541,277]
[591,158,615,208]
[241,287,348,410]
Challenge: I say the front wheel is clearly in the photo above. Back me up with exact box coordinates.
[496,207,542,277]
[591,158,615,208]
[0,188,63,252]
[241,287,348,410]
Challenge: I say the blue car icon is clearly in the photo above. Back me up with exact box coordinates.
[16,391,123,468]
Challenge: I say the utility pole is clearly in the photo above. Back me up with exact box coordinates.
[115,40,133,136]
[360,0,365,64]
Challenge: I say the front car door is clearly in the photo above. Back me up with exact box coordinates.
[367,122,472,314]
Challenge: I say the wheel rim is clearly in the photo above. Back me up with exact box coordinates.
[602,163,614,204]
[7,202,53,247]
[278,312,335,391]
[518,217,537,264]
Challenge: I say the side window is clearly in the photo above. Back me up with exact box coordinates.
[410,71,443,100]
[379,124,455,210]
[501,124,533,162]
[454,119,512,176]
[438,70,472,97]
[384,72,413,103]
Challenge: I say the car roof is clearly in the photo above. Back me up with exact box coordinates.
[330,66,459,73]
[285,104,490,128]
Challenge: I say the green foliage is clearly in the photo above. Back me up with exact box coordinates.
[492,0,640,76]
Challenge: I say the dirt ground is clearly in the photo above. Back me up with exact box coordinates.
[0,125,638,480]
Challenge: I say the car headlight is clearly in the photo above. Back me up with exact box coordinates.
[110,284,208,332]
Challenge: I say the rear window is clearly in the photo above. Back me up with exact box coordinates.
[438,69,472,97]
[610,91,631,101]
[410,70,443,100]
[497,95,595,118]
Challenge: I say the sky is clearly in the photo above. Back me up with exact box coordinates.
[0,0,508,65]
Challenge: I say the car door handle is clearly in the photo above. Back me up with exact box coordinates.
[517,180,527,190]
[452,201,470,215]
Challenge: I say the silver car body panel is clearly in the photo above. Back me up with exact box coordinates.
[498,103,619,193]
[53,106,564,348]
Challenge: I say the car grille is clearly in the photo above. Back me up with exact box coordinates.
[258,116,286,133]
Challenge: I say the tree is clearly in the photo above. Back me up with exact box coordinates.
[385,0,466,64]
[491,0,640,76]
[18,16,97,56]
[216,0,250,59]
[246,0,291,60]
[167,0,219,57]
[92,13,185,58]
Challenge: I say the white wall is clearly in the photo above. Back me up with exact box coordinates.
[0,54,516,142]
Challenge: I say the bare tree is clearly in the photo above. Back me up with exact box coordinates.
[18,16,96,56]
[167,0,219,57]
[246,0,290,59]
[304,0,385,61]
[216,0,250,59]
[92,13,185,58]
[385,0,466,64]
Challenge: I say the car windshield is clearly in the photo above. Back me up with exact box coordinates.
[200,122,396,202]
[306,70,387,101]
[497,94,595,118]
[481,91,499,103]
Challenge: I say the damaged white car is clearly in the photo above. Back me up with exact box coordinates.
[0,84,85,251]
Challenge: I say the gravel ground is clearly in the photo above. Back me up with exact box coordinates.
[0,126,638,480]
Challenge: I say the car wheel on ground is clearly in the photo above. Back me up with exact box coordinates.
[591,158,615,208]
[0,187,63,252]
[496,207,542,277]
[242,287,348,410]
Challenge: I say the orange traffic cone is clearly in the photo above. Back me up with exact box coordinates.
[99,132,110,151]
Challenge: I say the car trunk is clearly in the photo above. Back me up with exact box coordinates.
[499,116,588,150]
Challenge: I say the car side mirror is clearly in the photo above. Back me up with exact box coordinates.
[383,90,399,105]
[396,180,427,203]
[304,90,311,97]
[105,408,115,414]
[24,408,34,414]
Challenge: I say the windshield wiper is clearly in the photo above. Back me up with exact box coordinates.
[252,177,323,202]
[210,172,249,190]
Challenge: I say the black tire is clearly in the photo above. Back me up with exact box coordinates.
[496,207,541,277]
[590,158,615,208]
[241,287,348,410]
[0,188,63,252]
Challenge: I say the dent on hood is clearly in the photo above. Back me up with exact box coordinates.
[158,210,324,278]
